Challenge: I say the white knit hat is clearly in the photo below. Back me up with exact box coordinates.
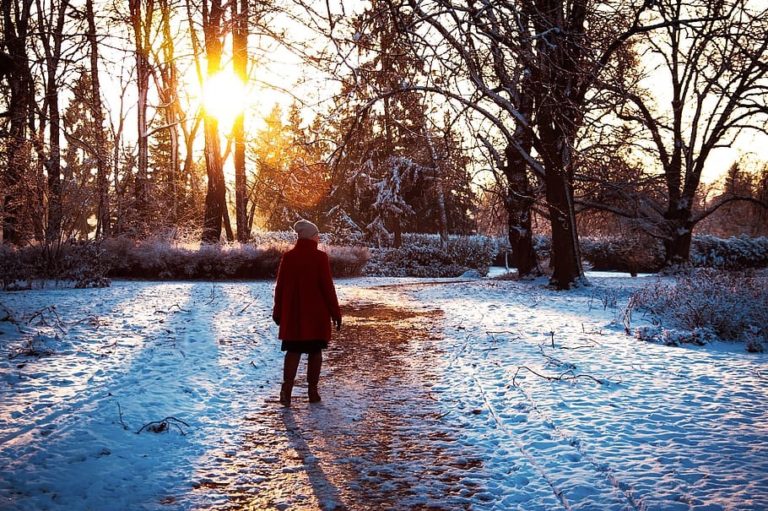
[293,219,319,239]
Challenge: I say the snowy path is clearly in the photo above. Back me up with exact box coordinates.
[1,277,767,510]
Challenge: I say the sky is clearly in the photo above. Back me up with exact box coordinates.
[89,0,766,190]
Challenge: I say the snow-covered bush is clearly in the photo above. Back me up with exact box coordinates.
[364,234,496,277]
[517,234,767,273]
[581,236,665,274]
[690,235,768,270]
[0,242,111,290]
[102,237,366,279]
[326,245,370,277]
[0,244,32,290]
[626,269,768,350]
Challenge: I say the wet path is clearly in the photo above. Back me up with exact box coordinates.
[192,288,500,510]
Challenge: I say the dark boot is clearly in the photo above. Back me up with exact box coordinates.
[281,352,301,407]
[279,382,292,407]
[307,352,322,403]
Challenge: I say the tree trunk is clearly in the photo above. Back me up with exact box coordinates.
[86,0,110,238]
[200,0,226,244]
[423,127,449,243]
[40,0,70,244]
[545,167,583,289]
[158,0,180,225]
[528,0,587,289]
[223,201,235,242]
[1,0,33,245]
[202,116,225,243]
[392,217,402,248]
[662,203,693,266]
[502,146,539,277]
[233,0,248,241]
[129,0,153,231]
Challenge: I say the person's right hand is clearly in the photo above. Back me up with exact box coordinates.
[333,317,342,331]
[272,314,280,326]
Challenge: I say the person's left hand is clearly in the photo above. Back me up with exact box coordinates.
[333,317,342,331]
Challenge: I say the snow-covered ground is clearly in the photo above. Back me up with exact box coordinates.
[1,272,766,510]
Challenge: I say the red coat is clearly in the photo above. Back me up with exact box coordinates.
[272,238,341,341]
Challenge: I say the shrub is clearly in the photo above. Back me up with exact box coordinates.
[515,234,767,273]
[581,236,665,274]
[364,234,496,277]
[0,242,111,290]
[625,269,768,350]
[103,237,366,279]
[326,245,370,277]
[690,235,768,270]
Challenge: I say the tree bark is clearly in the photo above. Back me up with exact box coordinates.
[200,0,226,244]
[233,0,248,241]
[129,0,153,231]
[503,145,539,277]
[423,127,449,243]
[38,0,70,244]
[86,0,110,238]
[528,0,587,289]
[157,0,181,225]
[662,202,693,266]
[1,0,33,245]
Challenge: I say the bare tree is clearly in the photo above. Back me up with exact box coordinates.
[1,0,34,244]
[232,0,248,241]
[85,0,110,238]
[35,0,73,244]
[605,0,768,265]
[128,0,155,231]
[152,0,182,225]
[197,0,227,243]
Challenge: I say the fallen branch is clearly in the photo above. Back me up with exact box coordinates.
[512,365,605,387]
[27,306,66,334]
[537,346,576,370]
[136,416,190,435]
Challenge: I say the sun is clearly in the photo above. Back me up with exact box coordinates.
[201,70,248,128]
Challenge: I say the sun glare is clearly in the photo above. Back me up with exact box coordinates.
[202,71,248,128]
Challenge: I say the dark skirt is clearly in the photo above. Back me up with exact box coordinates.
[281,339,328,354]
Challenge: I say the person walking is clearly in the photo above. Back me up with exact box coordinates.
[272,219,342,406]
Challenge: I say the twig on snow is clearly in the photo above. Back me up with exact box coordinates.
[136,416,190,435]
[27,306,66,334]
[537,346,576,370]
[205,285,217,305]
[512,365,605,387]
[155,304,189,315]
[485,330,521,336]
[117,402,129,430]
[0,302,17,323]
[562,344,600,350]
[581,323,604,335]
[238,301,255,314]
